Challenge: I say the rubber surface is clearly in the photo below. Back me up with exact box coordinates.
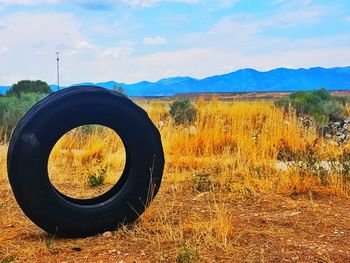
[7,86,164,237]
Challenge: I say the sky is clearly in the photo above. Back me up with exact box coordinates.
[0,0,349,86]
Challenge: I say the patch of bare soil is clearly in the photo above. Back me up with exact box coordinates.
[1,177,349,263]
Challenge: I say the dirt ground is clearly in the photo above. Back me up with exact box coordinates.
[1,176,349,263]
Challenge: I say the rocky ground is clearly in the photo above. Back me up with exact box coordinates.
[298,116,350,145]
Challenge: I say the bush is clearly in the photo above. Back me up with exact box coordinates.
[87,168,106,187]
[169,97,197,125]
[275,88,348,126]
[112,85,127,96]
[0,79,52,140]
[0,93,45,138]
[6,80,51,97]
[321,100,344,120]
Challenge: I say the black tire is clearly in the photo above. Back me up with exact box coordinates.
[7,86,164,237]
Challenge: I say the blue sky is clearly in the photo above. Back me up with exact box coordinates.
[0,0,349,85]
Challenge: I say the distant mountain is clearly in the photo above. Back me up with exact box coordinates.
[92,67,350,96]
[1,66,350,96]
[0,86,11,94]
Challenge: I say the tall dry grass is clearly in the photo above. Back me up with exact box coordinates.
[48,126,126,198]
[46,98,350,199]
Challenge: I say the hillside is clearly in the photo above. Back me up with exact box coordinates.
[1,66,350,96]
[95,67,350,96]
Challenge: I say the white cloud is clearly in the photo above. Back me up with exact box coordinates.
[143,36,167,45]
[0,12,90,85]
[0,0,58,5]
[264,6,331,28]
[122,0,237,8]
[271,0,313,6]
[216,0,237,8]
[0,0,200,7]
[182,2,336,54]
[96,46,134,59]
[121,0,198,7]
[128,46,350,82]
[68,41,97,55]
[0,11,139,85]
[0,73,26,85]
[76,41,94,50]
[182,14,265,53]
[125,6,350,82]
[0,0,237,9]
[0,47,9,54]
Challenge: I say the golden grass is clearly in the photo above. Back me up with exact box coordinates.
[150,98,348,196]
[44,98,350,199]
[346,103,350,117]
[48,126,126,198]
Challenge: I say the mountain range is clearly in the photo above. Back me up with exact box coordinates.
[1,66,350,96]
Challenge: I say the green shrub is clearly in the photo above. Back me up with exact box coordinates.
[79,124,104,135]
[192,173,213,192]
[87,168,106,187]
[177,243,199,263]
[0,79,51,141]
[321,100,344,120]
[112,85,127,96]
[0,257,16,263]
[6,80,51,97]
[169,97,197,125]
[0,93,46,137]
[275,88,348,126]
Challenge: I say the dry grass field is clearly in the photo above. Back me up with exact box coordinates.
[1,98,350,262]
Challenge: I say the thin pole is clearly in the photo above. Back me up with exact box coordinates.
[56,52,60,91]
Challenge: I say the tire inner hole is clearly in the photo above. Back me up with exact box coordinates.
[48,125,126,199]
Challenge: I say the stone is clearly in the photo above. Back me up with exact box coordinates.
[289,211,301,217]
[325,133,332,138]
[296,117,350,144]
[334,122,341,127]
[338,134,346,140]
[189,126,197,135]
[319,161,331,171]
[102,231,113,238]
[193,192,210,200]
[329,140,338,146]
[275,161,289,171]
[158,121,165,128]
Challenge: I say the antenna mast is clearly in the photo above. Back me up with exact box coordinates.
[56,52,60,91]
